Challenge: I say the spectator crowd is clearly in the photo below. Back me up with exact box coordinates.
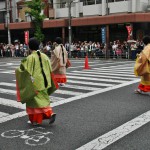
[0,39,144,59]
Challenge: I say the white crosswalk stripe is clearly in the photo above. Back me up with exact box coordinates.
[87,70,135,75]
[63,84,101,91]
[67,79,115,86]
[0,60,139,124]
[0,88,15,95]
[0,83,84,96]
[93,67,134,70]
[0,98,25,109]
[67,75,127,83]
[0,70,14,74]
[0,82,16,87]
[0,112,10,118]
[55,89,84,95]
[67,72,135,80]
[73,70,135,77]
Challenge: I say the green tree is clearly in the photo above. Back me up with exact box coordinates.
[26,0,46,42]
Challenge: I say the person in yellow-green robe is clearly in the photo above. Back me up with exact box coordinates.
[17,37,57,125]
[134,35,150,94]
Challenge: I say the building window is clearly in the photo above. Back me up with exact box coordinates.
[108,0,127,2]
[0,11,5,23]
[80,0,95,5]
[96,0,102,4]
[108,0,114,2]
[56,0,67,8]
[115,0,127,1]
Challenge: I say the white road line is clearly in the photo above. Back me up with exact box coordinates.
[63,84,101,91]
[0,98,25,109]
[0,64,19,67]
[74,70,135,77]
[84,70,135,75]
[0,88,16,95]
[70,61,134,69]
[76,110,150,150]
[70,62,96,63]
[51,79,140,107]
[0,112,10,118]
[93,69,134,73]
[101,64,134,68]
[0,79,140,124]
[10,80,102,89]
[0,71,15,74]
[8,66,18,69]
[0,111,26,123]
[67,80,115,86]
[12,79,120,86]
[92,68,134,73]
[67,72,135,80]
[67,76,126,83]
[93,67,134,70]
[50,96,65,102]
[55,90,83,95]
[0,83,83,96]
[0,82,16,87]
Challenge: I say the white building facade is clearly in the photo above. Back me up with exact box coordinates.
[0,0,150,44]
[53,0,150,19]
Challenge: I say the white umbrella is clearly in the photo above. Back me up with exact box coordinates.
[127,40,136,43]
[14,39,19,43]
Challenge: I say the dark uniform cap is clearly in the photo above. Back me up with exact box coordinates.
[55,37,62,44]
[29,37,40,50]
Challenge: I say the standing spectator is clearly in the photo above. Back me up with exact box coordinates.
[65,41,69,52]
[11,44,15,57]
[0,43,4,57]
[80,43,85,58]
[6,44,11,57]
[130,41,137,60]
[51,37,68,86]
[3,43,7,57]
[14,41,20,57]
[20,44,24,57]
[23,43,28,57]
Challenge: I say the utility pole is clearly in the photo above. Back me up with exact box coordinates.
[106,0,109,15]
[6,0,11,44]
[68,0,72,58]
[105,0,109,59]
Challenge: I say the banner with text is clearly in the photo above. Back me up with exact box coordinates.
[24,31,29,45]
[126,26,132,40]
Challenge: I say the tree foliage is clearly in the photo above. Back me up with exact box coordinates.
[25,0,46,42]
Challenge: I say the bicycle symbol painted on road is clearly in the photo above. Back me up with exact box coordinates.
[1,127,53,146]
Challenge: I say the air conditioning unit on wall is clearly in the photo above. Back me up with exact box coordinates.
[79,12,83,17]
[146,5,150,12]
[15,18,21,22]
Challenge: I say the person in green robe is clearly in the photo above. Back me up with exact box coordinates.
[17,37,57,125]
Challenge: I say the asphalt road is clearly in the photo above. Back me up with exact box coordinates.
[0,58,150,150]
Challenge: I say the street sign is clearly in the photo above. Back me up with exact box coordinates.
[101,27,106,44]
